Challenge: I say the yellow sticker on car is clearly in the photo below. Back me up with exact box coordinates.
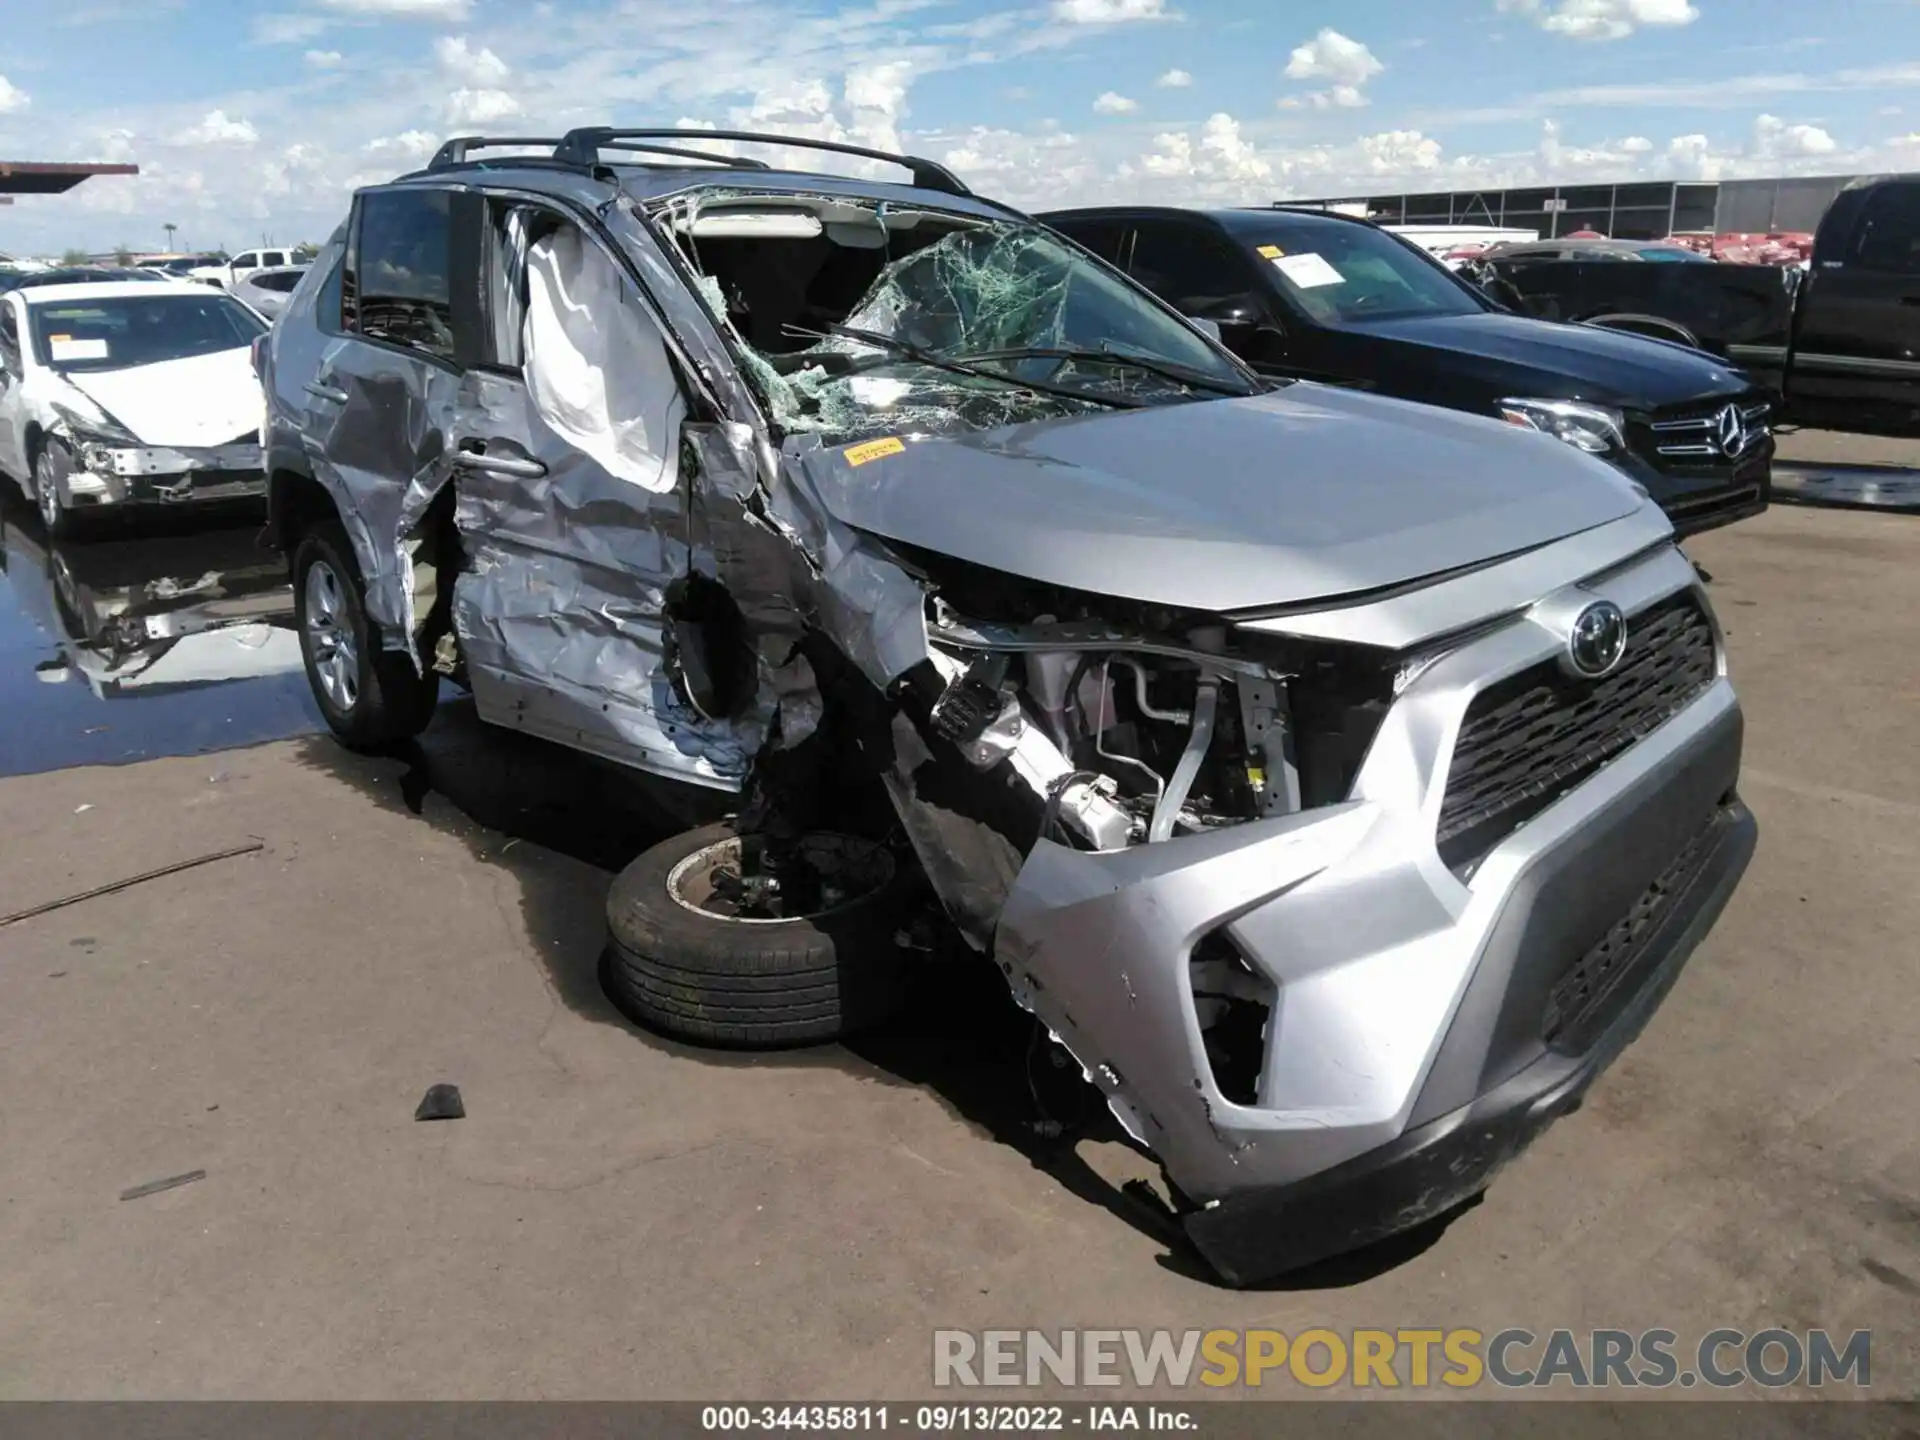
[844,436,907,466]
[1256,245,1285,259]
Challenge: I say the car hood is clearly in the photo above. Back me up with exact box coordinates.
[60,347,260,449]
[1353,311,1747,409]
[801,383,1646,614]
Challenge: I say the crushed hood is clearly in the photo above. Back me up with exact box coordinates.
[801,383,1646,614]
[62,347,260,449]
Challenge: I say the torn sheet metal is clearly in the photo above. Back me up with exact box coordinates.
[448,348,760,788]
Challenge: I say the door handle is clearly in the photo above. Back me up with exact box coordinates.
[455,446,547,480]
[304,381,348,404]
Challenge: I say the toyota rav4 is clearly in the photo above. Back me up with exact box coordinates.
[260,128,1756,1286]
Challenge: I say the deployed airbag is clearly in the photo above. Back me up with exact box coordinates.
[523,227,686,495]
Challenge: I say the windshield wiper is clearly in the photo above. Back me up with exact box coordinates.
[951,346,1253,398]
[792,324,1143,410]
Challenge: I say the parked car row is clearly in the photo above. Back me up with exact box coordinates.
[1041,204,1773,536]
[1460,173,1920,438]
[238,128,1757,1287]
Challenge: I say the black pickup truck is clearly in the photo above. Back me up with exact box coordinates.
[1043,203,1772,537]
[1468,173,1920,438]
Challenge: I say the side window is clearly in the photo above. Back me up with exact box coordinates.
[350,188,456,360]
[1127,222,1259,315]
[1057,218,1130,267]
[1852,184,1920,275]
[234,251,259,270]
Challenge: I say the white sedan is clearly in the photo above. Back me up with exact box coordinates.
[0,280,268,536]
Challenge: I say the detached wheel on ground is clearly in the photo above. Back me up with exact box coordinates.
[292,518,438,750]
[603,823,914,1048]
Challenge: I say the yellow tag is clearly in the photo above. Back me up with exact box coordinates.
[1247,767,1267,787]
[844,436,906,466]
[49,333,71,341]
[1256,245,1285,259]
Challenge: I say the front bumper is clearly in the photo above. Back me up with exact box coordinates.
[53,437,267,510]
[1616,438,1773,540]
[993,543,1755,1284]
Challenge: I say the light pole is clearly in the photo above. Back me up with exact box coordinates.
[163,222,178,251]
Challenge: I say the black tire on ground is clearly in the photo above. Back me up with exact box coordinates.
[603,822,913,1048]
[292,518,438,750]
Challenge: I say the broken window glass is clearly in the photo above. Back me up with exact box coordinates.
[654,191,1258,445]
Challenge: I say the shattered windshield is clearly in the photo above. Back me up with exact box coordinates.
[661,195,1259,444]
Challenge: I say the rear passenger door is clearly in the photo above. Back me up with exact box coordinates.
[304,184,477,648]
[1791,181,1920,431]
[447,196,740,788]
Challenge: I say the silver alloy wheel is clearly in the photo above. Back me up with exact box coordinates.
[303,558,360,712]
[34,452,61,531]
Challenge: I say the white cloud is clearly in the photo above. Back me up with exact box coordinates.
[1497,0,1700,42]
[1156,68,1192,88]
[444,87,521,124]
[1754,112,1837,157]
[0,74,28,114]
[1285,29,1383,87]
[1051,0,1168,24]
[434,35,509,84]
[366,131,439,161]
[319,0,470,16]
[176,110,259,146]
[1137,112,1271,184]
[1284,28,1382,108]
[1620,134,1653,152]
[1093,91,1138,114]
[251,13,329,44]
[305,50,344,68]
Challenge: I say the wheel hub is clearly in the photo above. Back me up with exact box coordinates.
[303,559,360,712]
[668,833,894,923]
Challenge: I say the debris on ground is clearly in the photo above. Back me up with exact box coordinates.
[119,1170,206,1202]
[0,841,266,928]
[414,1083,466,1121]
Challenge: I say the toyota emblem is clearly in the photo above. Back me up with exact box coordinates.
[1565,601,1628,679]
[1715,404,1746,459]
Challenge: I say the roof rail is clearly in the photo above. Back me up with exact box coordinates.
[429,136,567,170]
[552,128,972,197]
[594,141,771,170]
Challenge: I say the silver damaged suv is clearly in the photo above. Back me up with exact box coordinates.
[261,128,1757,1286]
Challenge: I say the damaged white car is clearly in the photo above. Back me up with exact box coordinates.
[0,280,269,537]
[262,129,1757,1286]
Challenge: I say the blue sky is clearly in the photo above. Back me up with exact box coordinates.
[2,0,1916,255]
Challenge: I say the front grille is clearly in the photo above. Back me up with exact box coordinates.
[1640,397,1771,469]
[1436,592,1718,869]
[1542,808,1727,1052]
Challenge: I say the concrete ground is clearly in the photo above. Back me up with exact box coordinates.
[1,503,1917,1400]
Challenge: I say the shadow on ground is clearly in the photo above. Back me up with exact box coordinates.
[295,700,1450,1291]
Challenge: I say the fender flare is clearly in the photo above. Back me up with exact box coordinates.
[1580,312,1702,348]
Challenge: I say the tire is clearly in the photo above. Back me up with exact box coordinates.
[293,518,438,749]
[603,823,913,1048]
[33,443,82,541]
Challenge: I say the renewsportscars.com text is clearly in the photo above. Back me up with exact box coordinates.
[932,1328,1873,1391]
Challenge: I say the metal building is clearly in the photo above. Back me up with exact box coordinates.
[1281,173,1875,240]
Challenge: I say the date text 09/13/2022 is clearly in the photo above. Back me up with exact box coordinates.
[702,1406,1196,1431]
